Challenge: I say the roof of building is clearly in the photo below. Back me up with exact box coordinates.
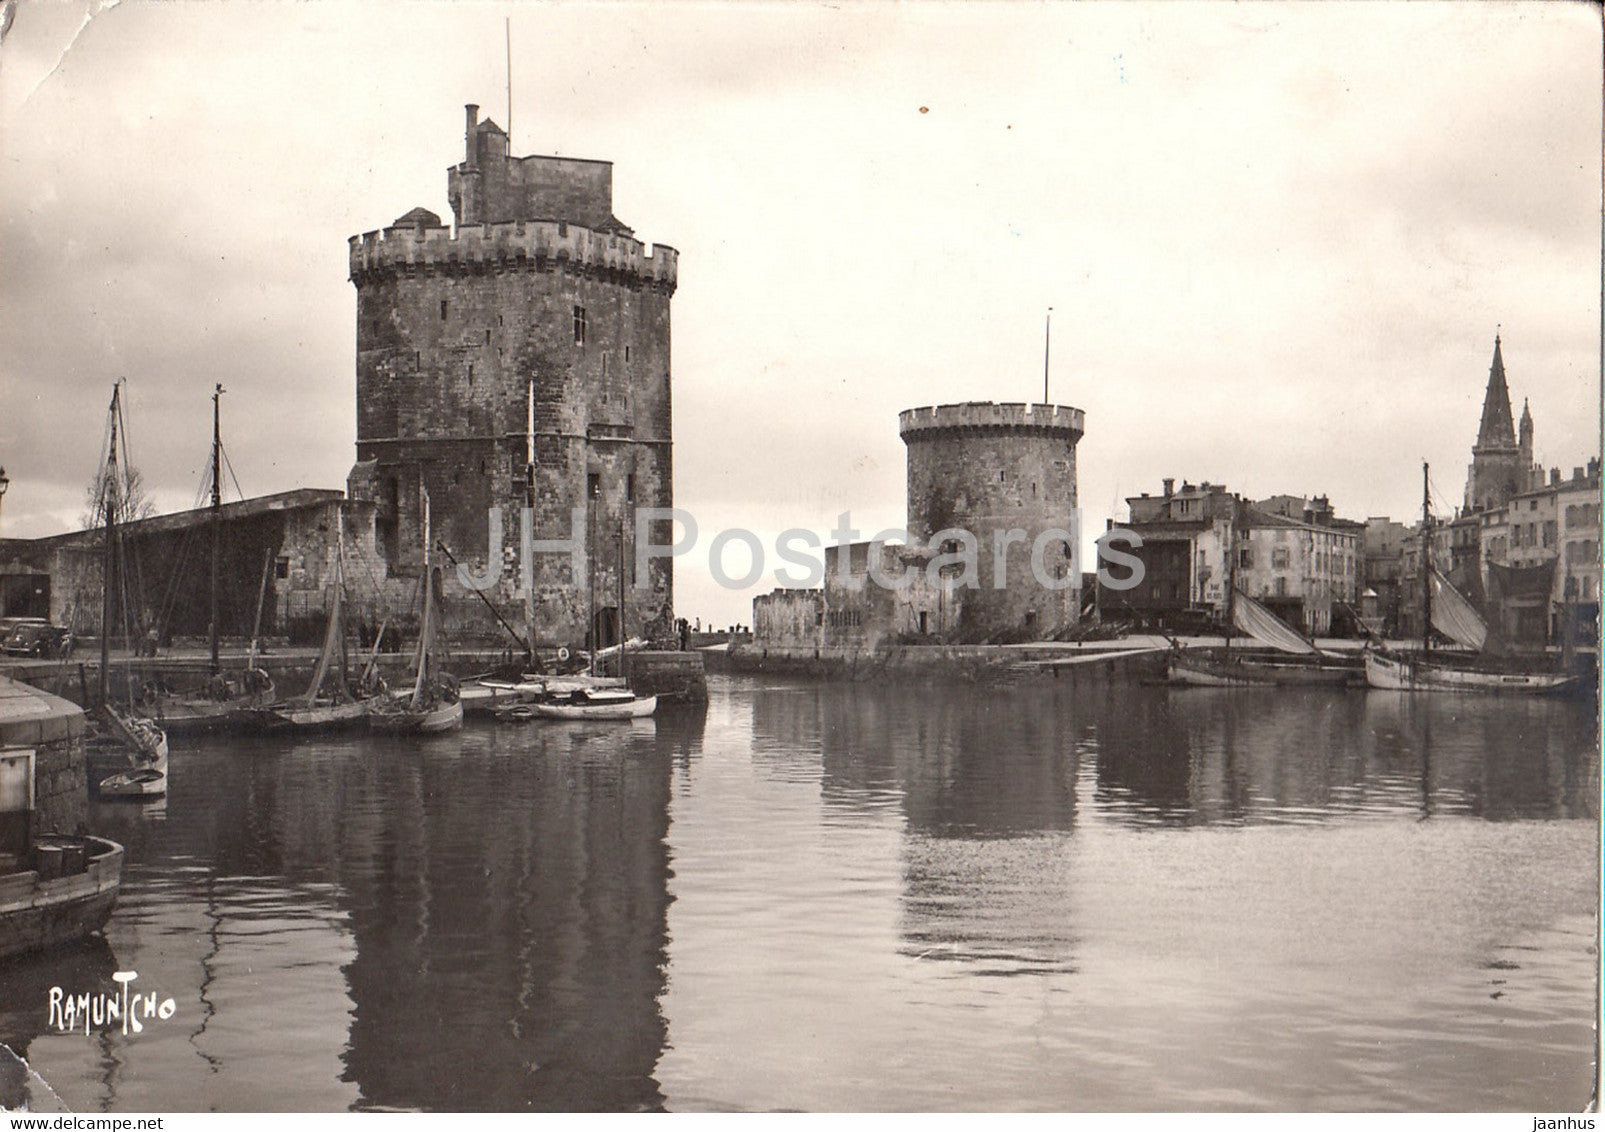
[1474,335,1518,450]
[1,488,359,552]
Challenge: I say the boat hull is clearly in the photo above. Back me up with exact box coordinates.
[97,767,167,799]
[150,674,277,733]
[254,698,376,731]
[1363,650,1578,694]
[532,695,657,721]
[369,699,464,733]
[457,682,531,718]
[1168,653,1360,688]
[0,837,124,963]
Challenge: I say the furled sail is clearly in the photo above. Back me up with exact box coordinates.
[1232,589,1318,655]
[1430,568,1487,651]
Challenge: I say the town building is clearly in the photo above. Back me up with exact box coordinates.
[346,104,679,649]
[1102,480,1362,636]
[0,491,383,647]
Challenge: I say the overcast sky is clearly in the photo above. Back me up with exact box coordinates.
[1,0,1599,626]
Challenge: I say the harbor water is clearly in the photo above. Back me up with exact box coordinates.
[0,675,1597,1111]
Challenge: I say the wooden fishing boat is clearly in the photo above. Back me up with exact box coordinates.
[371,687,463,733]
[1166,525,1360,688]
[251,509,383,731]
[92,707,169,799]
[531,688,657,721]
[368,487,463,734]
[1363,648,1576,694]
[96,767,167,800]
[458,678,530,717]
[146,668,276,733]
[1,679,125,961]
[1364,462,1578,695]
[0,835,125,963]
[1168,649,1361,687]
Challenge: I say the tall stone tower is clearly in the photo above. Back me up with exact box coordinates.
[1463,335,1535,514]
[348,105,678,648]
[899,402,1085,640]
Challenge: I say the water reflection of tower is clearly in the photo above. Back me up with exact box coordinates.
[785,682,1083,971]
[338,733,674,1111]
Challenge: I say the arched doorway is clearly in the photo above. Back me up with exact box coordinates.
[591,606,620,651]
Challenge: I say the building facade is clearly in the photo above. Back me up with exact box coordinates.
[347,104,678,649]
[1105,480,1362,636]
[0,491,384,647]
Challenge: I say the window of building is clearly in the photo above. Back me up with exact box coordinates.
[0,750,33,858]
[587,473,601,500]
[625,345,632,362]
[1238,548,1252,569]
[1543,521,1556,548]
[275,555,290,580]
[573,305,588,345]
[626,474,636,504]
[1274,577,1287,597]
[1272,547,1290,569]
[440,300,448,320]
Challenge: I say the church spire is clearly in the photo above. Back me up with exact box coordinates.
[1474,334,1517,451]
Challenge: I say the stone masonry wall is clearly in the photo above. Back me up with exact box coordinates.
[901,404,1083,640]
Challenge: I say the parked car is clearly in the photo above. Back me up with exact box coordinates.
[0,621,73,658]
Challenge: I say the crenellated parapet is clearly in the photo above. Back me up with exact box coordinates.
[899,401,1084,442]
[349,218,678,292]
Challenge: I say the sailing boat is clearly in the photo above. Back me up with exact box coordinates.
[1168,589,1362,687]
[86,383,170,799]
[1363,462,1576,694]
[251,509,384,730]
[145,385,276,732]
[369,487,463,733]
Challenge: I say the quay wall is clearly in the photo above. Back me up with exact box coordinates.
[0,676,86,835]
[621,651,708,703]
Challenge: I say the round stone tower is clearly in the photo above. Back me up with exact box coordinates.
[899,401,1085,640]
[348,105,678,649]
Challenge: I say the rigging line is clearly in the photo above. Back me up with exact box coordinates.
[219,443,246,503]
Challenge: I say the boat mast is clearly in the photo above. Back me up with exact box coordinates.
[524,377,537,668]
[210,383,223,675]
[588,488,597,677]
[99,385,121,709]
[1224,496,1237,651]
[335,507,349,694]
[616,517,626,672]
[411,484,432,709]
[1421,461,1432,656]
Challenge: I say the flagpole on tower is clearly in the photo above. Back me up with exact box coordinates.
[1043,307,1052,405]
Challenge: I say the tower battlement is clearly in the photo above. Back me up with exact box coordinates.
[899,401,1084,441]
[348,218,678,291]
